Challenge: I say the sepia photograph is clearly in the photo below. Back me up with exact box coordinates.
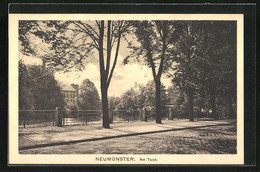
[9,14,244,165]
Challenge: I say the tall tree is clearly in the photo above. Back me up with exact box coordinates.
[19,61,35,110]
[27,65,65,110]
[168,21,237,120]
[198,21,237,119]
[126,21,177,123]
[78,79,101,110]
[19,61,65,110]
[168,21,204,121]
[167,84,185,110]
[19,20,131,128]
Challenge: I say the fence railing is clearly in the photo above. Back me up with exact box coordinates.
[62,109,102,126]
[19,107,174,128]
[19,106,230,128]
[19,110,56,128]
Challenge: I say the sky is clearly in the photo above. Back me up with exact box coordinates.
[20,52,172,97]
[55,53,172,97]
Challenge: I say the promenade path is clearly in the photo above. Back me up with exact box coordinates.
[19,119,236,153]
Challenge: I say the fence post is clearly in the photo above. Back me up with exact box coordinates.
[55,107,63,127]
[144,109,148,121]
[168,108,173,120]
[85,113,88,125]
[109,109,113,124]
[52,113,55,126]
[142,109,147,122]
[127,110,130,122]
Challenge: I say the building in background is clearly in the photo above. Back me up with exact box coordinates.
[61,84,79,107]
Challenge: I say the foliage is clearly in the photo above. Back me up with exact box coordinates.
[139,81,169,110]
[167,84,185,109]
[115,81,168,111]
[19,21,39,56]
[168,21,237,119]
[19,61,65,110]
[19,61,35,110]
[78,79,101,110]
[108,96,121,110]
[170,21,204,94]
[125,21,178,123]
[199,21,237,118]
[116,88,139,110]
[126,21,179,78]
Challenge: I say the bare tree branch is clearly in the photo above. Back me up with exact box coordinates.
[73,21,99,49]
[107,21,123,86]
[95,20,101,30]
[79,21,100,39]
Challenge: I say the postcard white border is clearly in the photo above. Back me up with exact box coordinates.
[9,14,244,165]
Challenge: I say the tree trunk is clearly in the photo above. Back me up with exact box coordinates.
[228,97,234,119]
[188,91,194,121]
[210,90,218,120]
[101,84,110,128]
[155,80,162,124]
[98,21,110,128]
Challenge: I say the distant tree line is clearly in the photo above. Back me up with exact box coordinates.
[109,81,168,112]
[19,61,101,111]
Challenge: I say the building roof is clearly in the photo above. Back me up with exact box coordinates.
[61,85,77,92]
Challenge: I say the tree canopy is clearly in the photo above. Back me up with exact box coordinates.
[19,61,65,110]
[167,21,237,120]
[125,21,178,123]
[78,79,101,110]
[114,81,168,111]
